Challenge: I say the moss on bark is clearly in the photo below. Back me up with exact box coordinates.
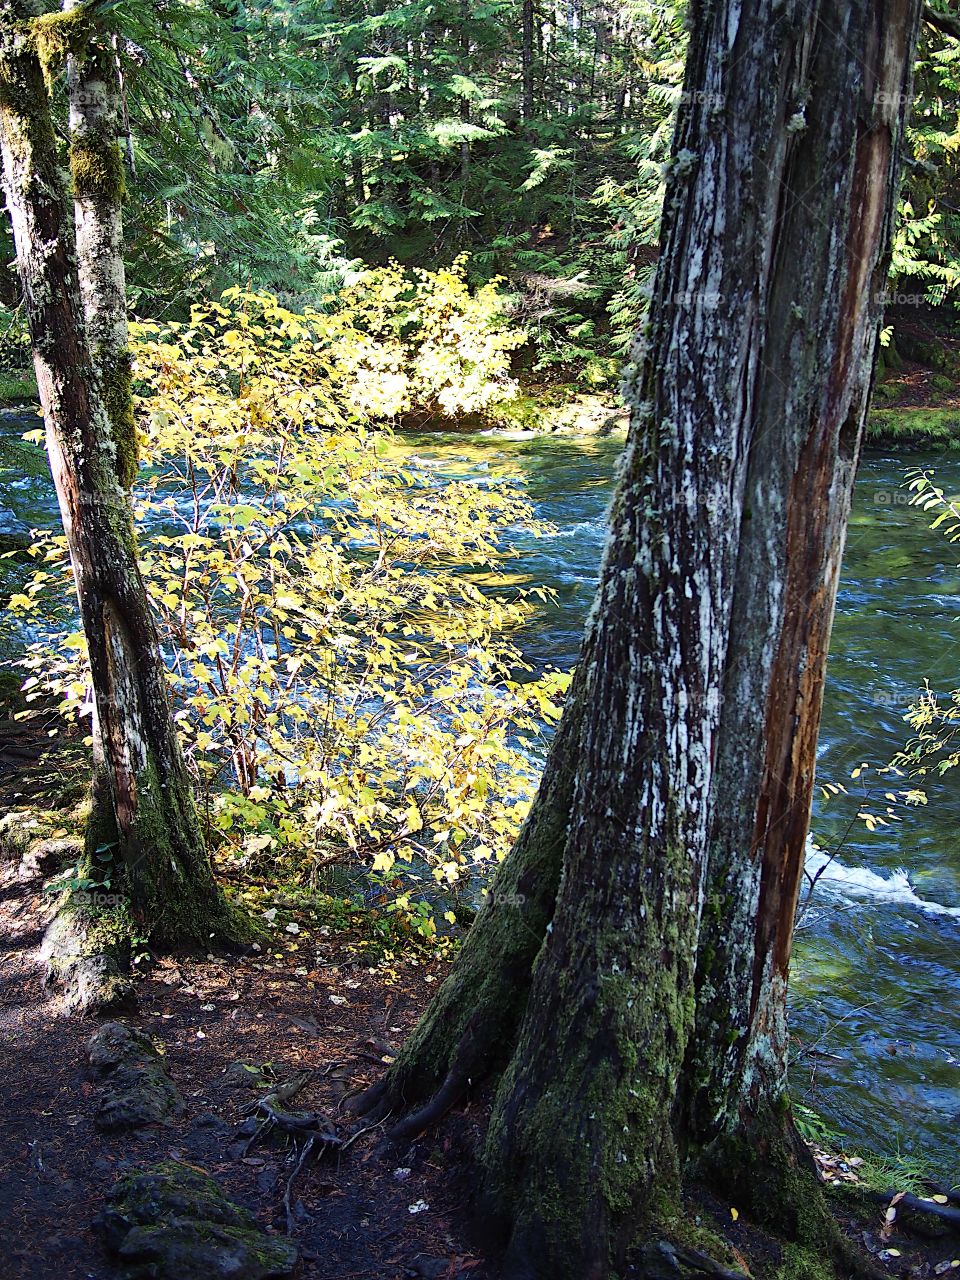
[95,348,138,487]
[27,7,92,88]
[70,130,126,202]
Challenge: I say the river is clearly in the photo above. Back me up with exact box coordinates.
[404,429,960,1177]
[2,413,958,1175]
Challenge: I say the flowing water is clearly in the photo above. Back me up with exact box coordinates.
[403,429,960,1177]
[2,411,958,1174]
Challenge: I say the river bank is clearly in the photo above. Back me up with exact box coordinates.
[2,708,960,1280]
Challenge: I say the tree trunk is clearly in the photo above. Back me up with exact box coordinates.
[0,6,241,951]
[521,0,535,125]
[356,1,921,1277]
[65,0,135,864]
[682,0,922,1224]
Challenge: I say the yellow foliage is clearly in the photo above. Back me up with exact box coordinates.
[15,284,566,905]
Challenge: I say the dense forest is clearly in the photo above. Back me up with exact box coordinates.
[1,2,960,1279]
[1,0,958,391]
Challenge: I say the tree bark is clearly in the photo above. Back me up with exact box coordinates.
[0,5,241,950]
[65,0,135,864]
[357,1,922,1277]
[521,0,535,125]
[684,0,922,1170]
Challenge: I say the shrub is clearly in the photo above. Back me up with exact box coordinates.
[10,286,565,914]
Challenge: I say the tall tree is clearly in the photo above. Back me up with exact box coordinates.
[0,3,242,957]
[353,2,922,1276]
[64,0,136,868]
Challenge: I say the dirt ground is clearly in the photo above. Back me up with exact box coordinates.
[0,834,499,1280]
[1,717,959,1280]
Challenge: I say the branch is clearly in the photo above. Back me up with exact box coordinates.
[923,4,960,40]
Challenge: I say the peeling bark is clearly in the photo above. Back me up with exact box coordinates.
[686,0,922,1156]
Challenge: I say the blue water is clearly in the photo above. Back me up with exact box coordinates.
[2,412,958,1173]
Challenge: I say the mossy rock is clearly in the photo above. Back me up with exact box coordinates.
[87,1022,183,1130]
[894,328,959,374]
[222,1061,274,1091]
[97,1161,298,1280]
[867,407,960,447]
[0,809,45,862]
[41,897,136,1015]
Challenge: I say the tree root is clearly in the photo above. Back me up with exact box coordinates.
[663,1241,750,1279]
[868,1188,960,1230]
[240,1070,345,1233]
[926,1181,960,1209]
[349,1022,478,1148]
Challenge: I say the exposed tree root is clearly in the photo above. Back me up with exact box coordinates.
[868,1188,960,1230]
[240,1070,345,1233]
[351,1021,478,1150]
[382,1047,472,1146]
[656,1241,750,1279]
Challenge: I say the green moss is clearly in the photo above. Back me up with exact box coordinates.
[867,406,960,447]
[0,369,37,405]
[100,1161,299,1276]
[96,349,138,487]
[70,131,126,202]
[653,1188,741,1272]
[27,7,92,88]
[776,1242,835,1280]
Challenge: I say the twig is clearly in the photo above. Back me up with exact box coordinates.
[283,1133,319,1233]
[340,1115,392,1154]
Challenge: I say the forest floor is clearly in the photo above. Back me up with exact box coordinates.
[0,817,491,1278]
[1,674,959,1280]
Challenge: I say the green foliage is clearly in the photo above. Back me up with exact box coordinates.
[0,303,31,373]
[11,285,568,907]
[892,14,960,306]
[7,0,960,385]
[792,1104,841,1149]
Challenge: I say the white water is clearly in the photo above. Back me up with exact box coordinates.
[806,840,960,921]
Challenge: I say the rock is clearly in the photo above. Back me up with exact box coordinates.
[41,905,136,1015]
[223,1061,272,1090]
[96,1161,298,1279]
[17,834,82,880]
[405,1256,452,1279]
[191,1111,228,1130]
[87,1022,183,1131]
[0,810,42,862]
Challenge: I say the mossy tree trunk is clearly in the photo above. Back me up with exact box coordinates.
[0,4,239,950]
[358,2,921,1277]
[65,0,136,865]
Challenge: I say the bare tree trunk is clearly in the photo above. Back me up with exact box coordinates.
[683,0,922,1217]
[356,1,921,1277]
[0,5,242,952]
[521,0,535,125]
